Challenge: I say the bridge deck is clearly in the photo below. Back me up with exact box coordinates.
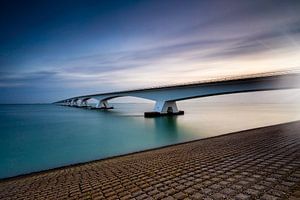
[55,70,299,103]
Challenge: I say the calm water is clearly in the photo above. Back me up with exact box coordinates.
[0,101,300,178]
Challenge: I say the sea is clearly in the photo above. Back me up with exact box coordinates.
[0,92,300,179]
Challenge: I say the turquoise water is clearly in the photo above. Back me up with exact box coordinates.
[0,100,300,179]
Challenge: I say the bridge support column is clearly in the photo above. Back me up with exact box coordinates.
[144,101,184,117]
[79,99,89,108]
[71,99,79,107]
[94,100,114,110]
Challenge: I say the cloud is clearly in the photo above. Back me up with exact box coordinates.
[1,16,299,91]
[1,0,300,103]
[0,70,60,87]
[3,20,298,90]
[56,17,300,78]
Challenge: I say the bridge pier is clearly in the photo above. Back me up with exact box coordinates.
[79,99,89,108]
[93,100,114,110]
[144,101,184,117]
[69,100,74,106]
[71,99,79,107]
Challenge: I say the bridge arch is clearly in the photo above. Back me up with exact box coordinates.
[93,95,155,109]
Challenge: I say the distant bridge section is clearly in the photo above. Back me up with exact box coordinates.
[54,71,300,117]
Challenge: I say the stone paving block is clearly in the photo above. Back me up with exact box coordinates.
[162,196,175,200]
[173,191,187,199]
[235,193,251,200]
[260,194,279,200]
[211,192,226,199]
[201,188,213,195]
[220,188,236,195]
[190,193,203,200]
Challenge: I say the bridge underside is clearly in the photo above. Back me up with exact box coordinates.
[55,73,300,117]
[60,98,183,117]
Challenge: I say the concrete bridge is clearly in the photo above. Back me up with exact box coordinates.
[54,72,300,117]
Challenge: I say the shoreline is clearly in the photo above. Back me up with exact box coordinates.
[1,120,300,199]
[1,120,299,182]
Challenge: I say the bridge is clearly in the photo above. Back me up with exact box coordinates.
[54,71,300,117]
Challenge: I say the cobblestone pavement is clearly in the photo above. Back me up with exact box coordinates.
[0,121,300,200]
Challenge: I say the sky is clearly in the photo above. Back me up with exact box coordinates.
[0,0,300,103]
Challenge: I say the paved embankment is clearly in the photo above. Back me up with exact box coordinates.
[0,121,300,200]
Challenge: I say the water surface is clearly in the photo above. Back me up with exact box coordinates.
[0,100,300,178]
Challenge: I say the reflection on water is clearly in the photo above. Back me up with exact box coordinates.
[0,100,300,178]
[153,117,179,141]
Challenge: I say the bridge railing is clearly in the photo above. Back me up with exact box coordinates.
[140,69,300,89]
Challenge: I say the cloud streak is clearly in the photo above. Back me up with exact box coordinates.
[0,0,300,103]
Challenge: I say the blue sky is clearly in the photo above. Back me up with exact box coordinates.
[0,0,300,103]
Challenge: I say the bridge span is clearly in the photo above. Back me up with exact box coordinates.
[54,72,300,117]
